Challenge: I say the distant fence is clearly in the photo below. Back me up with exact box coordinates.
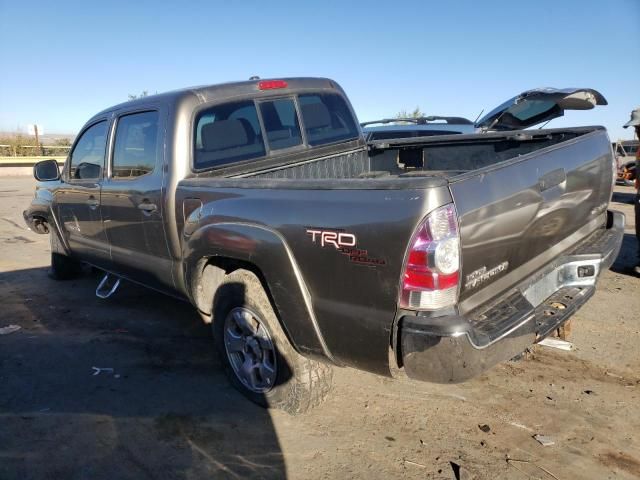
[0,155,67,176]
[0,144,71,157]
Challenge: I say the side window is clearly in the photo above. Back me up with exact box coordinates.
[112,111,159,178]
[69,121,107,180]
[194,101,265,169]
[259,98,302,150]
[298,93,359,146]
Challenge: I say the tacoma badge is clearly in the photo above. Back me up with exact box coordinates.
[465,261,509,290]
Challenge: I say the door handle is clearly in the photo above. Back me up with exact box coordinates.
[138,202,158,215]
[87,196,99,210]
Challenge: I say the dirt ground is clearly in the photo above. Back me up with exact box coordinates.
[1,177,638,480]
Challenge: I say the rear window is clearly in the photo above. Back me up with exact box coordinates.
[192,92,361,170]
[509,99,556,121]
[299,93,359,146]
[194,101,265,169]
[259,98,303,150]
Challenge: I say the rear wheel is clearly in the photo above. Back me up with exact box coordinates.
[212,269,333,414]
[49,232,82,280]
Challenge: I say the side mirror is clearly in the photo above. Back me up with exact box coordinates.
[33,159,60,182]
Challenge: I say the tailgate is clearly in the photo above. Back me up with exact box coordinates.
[449,129,614,313]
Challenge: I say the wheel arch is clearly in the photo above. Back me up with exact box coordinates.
[183,222,336,364]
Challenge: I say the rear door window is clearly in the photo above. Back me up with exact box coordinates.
[194,101,265,169]
[298,93,359,146]
[112,111,159,178]
[259,98,302,150]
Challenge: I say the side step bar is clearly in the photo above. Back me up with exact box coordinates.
[96,273,121,299]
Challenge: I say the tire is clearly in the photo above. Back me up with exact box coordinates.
[212,269,333,415]
[49,231,82,280]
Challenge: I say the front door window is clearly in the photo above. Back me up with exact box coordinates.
[68,121,107,180]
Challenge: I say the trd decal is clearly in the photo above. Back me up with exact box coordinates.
[306,229,356,248]
[306,228,386,266]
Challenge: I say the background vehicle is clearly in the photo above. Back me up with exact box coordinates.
[24,78,622,413]
[613,140,638,186]
[361,87,608,142]
[361,116,474,141]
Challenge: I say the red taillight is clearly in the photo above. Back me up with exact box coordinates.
[400,203,461,310]
[258,80,288,90]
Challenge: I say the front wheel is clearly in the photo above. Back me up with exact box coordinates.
[49,232,82,280]
[212,269,333,415]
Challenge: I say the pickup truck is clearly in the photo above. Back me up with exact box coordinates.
[24,78,624,414]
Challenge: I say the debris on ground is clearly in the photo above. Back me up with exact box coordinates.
[508,421,535,432]
[0,324,21,335]
[533,434,555,446]
[539,337,573,351]
[506,458,559,479]
[478,424,491,433]
[450,461,461,479]
[91,367,115,376]
[449,461,473,480]
[403,459,426,469]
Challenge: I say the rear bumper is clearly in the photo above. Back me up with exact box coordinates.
[399,210,624,383]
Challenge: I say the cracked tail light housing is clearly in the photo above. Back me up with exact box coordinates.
[400,203,461,310]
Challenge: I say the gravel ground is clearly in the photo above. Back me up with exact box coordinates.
[1,177,638,480]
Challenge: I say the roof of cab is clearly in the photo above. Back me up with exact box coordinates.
[90,77,341,120]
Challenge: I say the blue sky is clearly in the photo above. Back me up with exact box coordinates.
[0,0,638,140]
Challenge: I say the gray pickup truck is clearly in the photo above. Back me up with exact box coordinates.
[25,78,624,413]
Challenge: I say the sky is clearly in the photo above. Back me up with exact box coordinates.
[0,0,638,140]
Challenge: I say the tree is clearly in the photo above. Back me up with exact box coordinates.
[128,90,149,100]
[395,107,424,123]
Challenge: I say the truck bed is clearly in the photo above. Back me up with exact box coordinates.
[233,127,597,181]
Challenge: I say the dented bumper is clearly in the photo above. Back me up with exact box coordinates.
[399,210,624,383]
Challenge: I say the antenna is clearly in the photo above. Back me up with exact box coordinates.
[473,109,484,124]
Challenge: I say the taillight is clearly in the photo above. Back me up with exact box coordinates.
[258,80,288,90]
[400,203,461,310]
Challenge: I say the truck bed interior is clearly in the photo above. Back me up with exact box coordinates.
[242,128,595,180]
